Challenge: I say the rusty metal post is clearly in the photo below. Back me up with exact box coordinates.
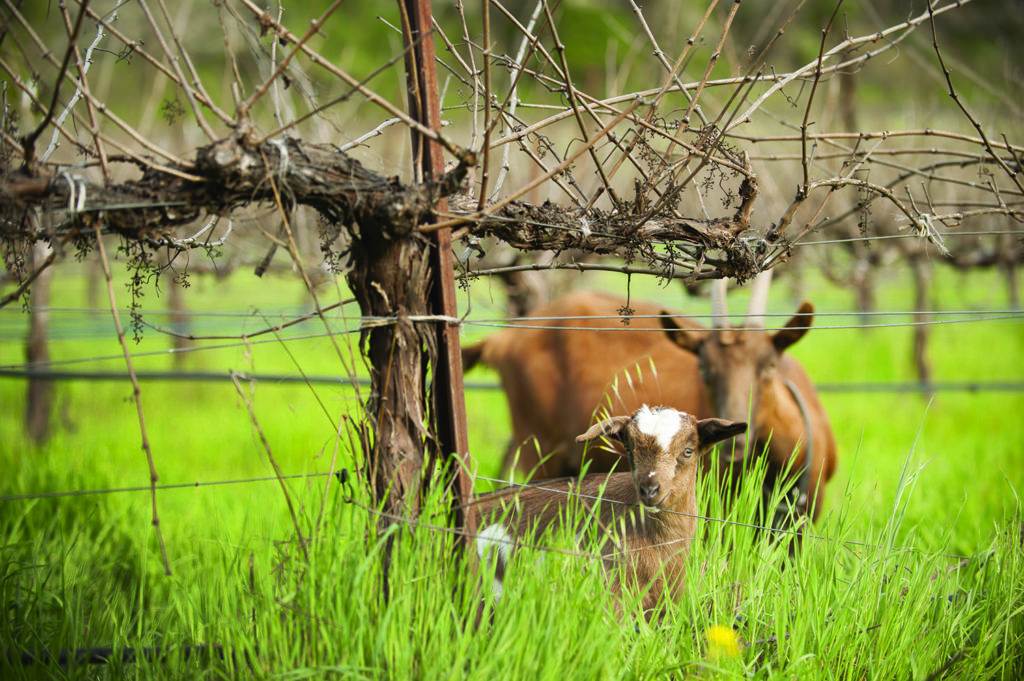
[399,0,476,540]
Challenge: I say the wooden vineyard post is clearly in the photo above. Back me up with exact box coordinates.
[400,0,476,541]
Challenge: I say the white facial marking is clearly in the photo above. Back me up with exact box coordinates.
[635,405,682,453]
[647,471,656,479]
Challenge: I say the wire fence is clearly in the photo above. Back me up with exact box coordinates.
[3,252,1015,571]
[3,304,1020,342]
[0,303,1009,562]
[3,305,1021,319]
[791,229,1024,246]
[0,464,976,564]
[464,313,1024,333]
[467,473,975,561]
[0,295,1004,598]
[0,471,338,502]
[0,245,1001,626]
[1,306,1021,372]
[1,368,1022,394]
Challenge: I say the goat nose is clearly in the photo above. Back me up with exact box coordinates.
[639,481,660,504]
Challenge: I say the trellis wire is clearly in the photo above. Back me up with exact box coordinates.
[3,306,1020,319]
[0,306,357,318]
[793,229,1024,247]
[1,369,1022,394]
[0,328,361,371]
[472,309,1024,321]
[1,310,1020,372]
[464,314,1023,333]
[2,306,1021,342]
[0,216,1016,308]
[0,470,336,502]
[469,474,973,561]
[7,195,1014,248]
[0,466,974,563]
[1,308,1020,347]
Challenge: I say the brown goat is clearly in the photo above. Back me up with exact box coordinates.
[463,286,837,519]
[473,407,745,610]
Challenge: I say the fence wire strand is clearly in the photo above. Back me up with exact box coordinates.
[1,309,1020,372]
[1,368,1021,394]
[0,466,974,563]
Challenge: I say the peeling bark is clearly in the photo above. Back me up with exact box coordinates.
[449,187,764,282]
[1,136,762,282]
[346,226,436,517]
[1,136,445,245]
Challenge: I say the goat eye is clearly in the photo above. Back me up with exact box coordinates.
[683,447,695,458]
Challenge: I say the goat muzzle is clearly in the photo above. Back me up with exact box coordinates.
[638,481,661,506]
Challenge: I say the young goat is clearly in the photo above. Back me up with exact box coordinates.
[473,407,745,611]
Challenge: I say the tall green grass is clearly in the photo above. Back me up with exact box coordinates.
[1,265,1022,678]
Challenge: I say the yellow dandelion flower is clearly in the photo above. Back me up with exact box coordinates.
[705,625,742,660]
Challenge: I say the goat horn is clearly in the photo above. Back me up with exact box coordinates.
[710,278,729,328]
[745,269,773,327]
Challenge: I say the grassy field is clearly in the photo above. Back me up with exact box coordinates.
[1,263,1022,679]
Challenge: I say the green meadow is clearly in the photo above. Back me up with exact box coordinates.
[1,264,1022,679]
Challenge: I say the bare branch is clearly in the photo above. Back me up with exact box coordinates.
[91,223,173,576]
[423,96,643,233]
[2,136,471,245]
[339,117,403,152]
[237,0,346,121]
[238,0,465,158]
[801,0,844,192]
[20,0,90,165]
[230,372,309,563]
[46,0,118,177]
[137,0,217,140]
[540,0,620,208]
[0,248,56,309]
[476,0,493,209]
[926,0,1024,195]
[489,0,544,200]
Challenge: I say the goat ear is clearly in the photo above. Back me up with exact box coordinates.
[772,301,814,353]
[697,418,747,447]
[660,312,706,353]
[576,415,632,443]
